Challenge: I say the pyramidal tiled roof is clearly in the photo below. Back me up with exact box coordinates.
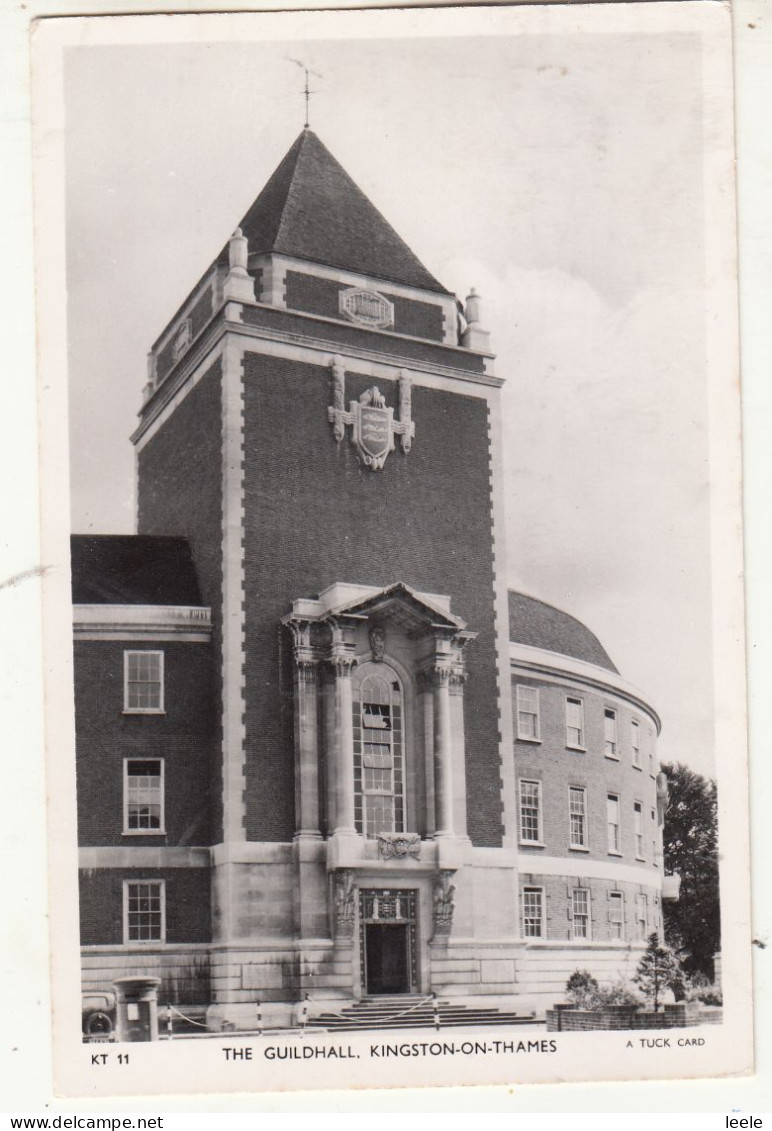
[225,129,451,296]
[508,590,619,674]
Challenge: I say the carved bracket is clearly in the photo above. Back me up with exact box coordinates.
[376,832,421,860]
[432,870,456,937]
[334,869,356,940]
[328,357,415,470]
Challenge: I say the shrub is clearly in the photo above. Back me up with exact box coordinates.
[564,969,642,1011]
[565,970,600,1009]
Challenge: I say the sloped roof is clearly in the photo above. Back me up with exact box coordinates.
[71,535,203,606]
[508,590,618,673]
[225,129,451,295]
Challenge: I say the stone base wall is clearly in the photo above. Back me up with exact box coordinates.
[210,941,353,1007]
[429,940,522,997]
[82,945,211,1005]
[516,942,647,1015]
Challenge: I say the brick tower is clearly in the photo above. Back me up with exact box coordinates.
[133,128,520,1025]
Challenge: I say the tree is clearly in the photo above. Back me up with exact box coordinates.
[660,761,720,980]
[633,932,685,1011]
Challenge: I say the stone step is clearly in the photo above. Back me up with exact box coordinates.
[306,1015,533,1031]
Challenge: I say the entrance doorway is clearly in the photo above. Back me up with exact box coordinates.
[359,889,418,996]
[364,924,410,995]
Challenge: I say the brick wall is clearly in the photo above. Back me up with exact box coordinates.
[240,304,485,373]
[74,640,217,846]
[283,270,446,342]
[518,874,661,944]
[242,351,502,846]
[79,867,211,945]
[546,1005,691,1032]
[513,675,659,867]
[137,361,224,839]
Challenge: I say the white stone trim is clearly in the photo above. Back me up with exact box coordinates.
[74,604,211,641]
[268,252,458,341]
[150,267,218,355]
[509,642,661,731]
[133,337,227,450]
[485,385,518,855]
[79,847,210,868]
[221,337,247,849]
[133,321,498,450]
[516,852,662,889]
[82,943,211,957]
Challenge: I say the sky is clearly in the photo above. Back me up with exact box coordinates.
[65,18,716,775]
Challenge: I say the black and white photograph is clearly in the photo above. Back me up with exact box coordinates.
[30,2,752,1096]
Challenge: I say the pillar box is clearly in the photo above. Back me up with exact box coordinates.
[113,976,161,1042]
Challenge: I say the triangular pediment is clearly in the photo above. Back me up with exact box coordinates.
[327,582,465,635]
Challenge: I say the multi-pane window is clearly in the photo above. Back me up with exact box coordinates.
[522,887,544,937]
[124,650,164,713]
[519,780,543,844]
[568,787,588,849]
[607,793,621,853]
[636,893,648,939]
[604,708,618,758]
[124,759,164,833]
[124,880,165,942]
[572,889,591,939]
[516,685,540,740]
[631,720,642,767]
[566,697,584,748]
[609,891,624,939]
[352,664,404,838]
[634,802,644,858]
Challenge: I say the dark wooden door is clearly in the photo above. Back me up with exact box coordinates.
[365,923,410,994]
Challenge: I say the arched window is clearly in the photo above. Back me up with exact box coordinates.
[352,662,404,837]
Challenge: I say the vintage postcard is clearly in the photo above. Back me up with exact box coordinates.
[32,1,752,1097]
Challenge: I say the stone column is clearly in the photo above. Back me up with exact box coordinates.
[329,621,358,836]
[288,619,321,838]
[449,645,469,839]
[430,639,456,837]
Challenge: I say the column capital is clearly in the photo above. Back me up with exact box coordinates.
[327,617,359,677]
[286,618,322,679]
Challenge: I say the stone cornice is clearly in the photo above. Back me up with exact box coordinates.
[133,301,502,445]
[509,641,661,733]
[74,604,212,642]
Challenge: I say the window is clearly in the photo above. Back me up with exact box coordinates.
[124,650,164,713]
[607,793,621,854]
[609,891,624,939]
[631,720,642,768]
[124,880,165,943]
[124,759,164,833]
[516,685,540,740]
[604,708,618,758]
[566,697,584,748]
[636,893,648,939]
[522,887,544,937]
[352,663,404,838]
[572,888,591,939]
[519,780,543,844]
[634,802,644,858]
[568,787,588,849]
